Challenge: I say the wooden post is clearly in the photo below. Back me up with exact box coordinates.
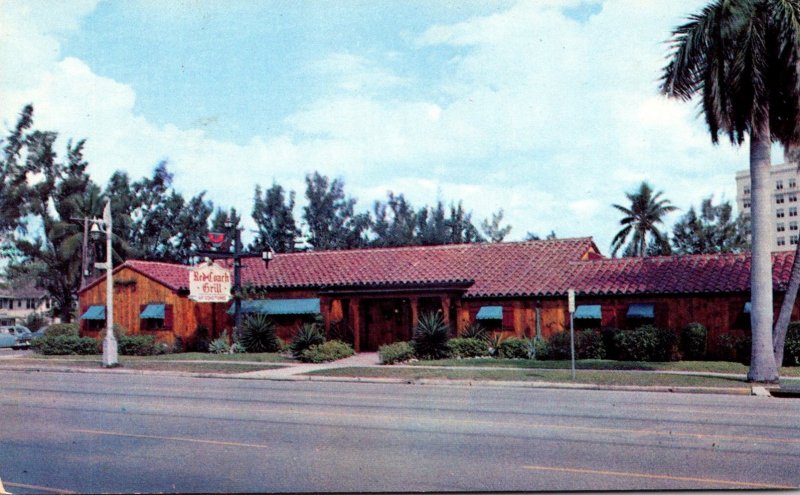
[454,298,463,335]
[320,296,331,337]
[410,296,419,330]
[441,295,451,326]
[349,299,361,352]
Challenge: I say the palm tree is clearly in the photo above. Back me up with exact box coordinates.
[660,0,800,382]
[610,182,677,258]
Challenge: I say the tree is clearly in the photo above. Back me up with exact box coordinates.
[672,197,749,254]
[446,201,484,244]
[481,209,512,243]
[251,183,299,253]
[610,182,677,258]
[525,230,557,241]
[661,0,800,382]
[303,172,370,250]
[0,105,34,234]
[371,192,418,247]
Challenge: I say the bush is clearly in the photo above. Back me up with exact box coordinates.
[31,335,99,355]
[680,322,708,360]
[784,322,800,366]
[613,325,677,362]
[498,338,529,359]
[527,337,549,360]
[448,337,490,358]
[547,331,572,360]
[188,325,210,352]
[291,323,325,357]
[412,312,451,360]
[299,340,354,363]
[118,335,157,356]
[461,323,488,341]
[239,314,280,353]
[43,323,79,338]
[208,331,231,354]
[546,329,606,360]
[24,313,47,332]
[486,333,505,357]
[379,341,415,364]
[715,334,751,364]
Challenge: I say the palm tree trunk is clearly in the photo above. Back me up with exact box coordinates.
[747,126,779,383]
[773,242,800,367]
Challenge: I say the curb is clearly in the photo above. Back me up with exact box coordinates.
[0,364,759,396]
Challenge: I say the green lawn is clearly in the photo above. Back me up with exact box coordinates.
[408,358,800,377]
[308,366,800,388]
[8,352,293,363]
[2,357,286,374]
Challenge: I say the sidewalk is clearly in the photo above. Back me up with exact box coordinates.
[233,352,381,379]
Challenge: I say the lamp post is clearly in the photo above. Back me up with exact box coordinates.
[90,199,117,367]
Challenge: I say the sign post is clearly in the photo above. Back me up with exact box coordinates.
[568,288,576,380]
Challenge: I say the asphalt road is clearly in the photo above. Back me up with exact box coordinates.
[0,370,798,493]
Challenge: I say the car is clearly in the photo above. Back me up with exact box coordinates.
[0,325,33,350]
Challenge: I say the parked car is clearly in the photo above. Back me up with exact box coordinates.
[0,325,32,350]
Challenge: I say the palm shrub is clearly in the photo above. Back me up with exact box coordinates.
[291,323,325,357]
[208,331,231,354]
[461,322,488,341]
[680,322,708,360]
[379,341,414,364]
[239,314,280,353]
[412,312,451,360]
[448,337,489,358]
[486,333,505,357]
[300,340,354,363]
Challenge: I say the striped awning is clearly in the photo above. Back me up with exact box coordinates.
[476,306,503,320]
[574,305,601,319]
[627,303,655,319]
[140,304,165,319]
[228,298,321,316]
[80,305,105,320]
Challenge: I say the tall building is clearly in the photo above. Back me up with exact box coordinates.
[736,161,800,251]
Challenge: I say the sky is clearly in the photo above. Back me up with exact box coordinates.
[0,0,775,253]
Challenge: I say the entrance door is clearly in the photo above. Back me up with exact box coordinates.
[363,299,409,351]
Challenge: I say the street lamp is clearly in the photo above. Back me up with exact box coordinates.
[90,199,117,367]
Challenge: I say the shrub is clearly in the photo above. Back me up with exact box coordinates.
[461,323,488,341]
[784,322,800,366]
[680,322,707,360]
[601,327,622,360]
[299,340,354,363]
[613,325,677,362]
[412,312,451,360]
[577,329,606,360]
[208,331,231,354]
[291,323,325,357]
[31,335,99,355]
[118,335,157,356]
[43,323,79,338]
[486,333,505,357]
[327,320,354,345]
[231,342,246,354]
[379,341,415,364]
[448,337,490,358]
[24,313,47,332]
[527,337,549,360]
[239,314,280,352]
[547,331,572,360]
[498,338,530,359]
[188,325,210,352]
[715,334,751,364]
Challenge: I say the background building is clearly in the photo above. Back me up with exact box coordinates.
[736,161,800,251]
[0,283,52,326]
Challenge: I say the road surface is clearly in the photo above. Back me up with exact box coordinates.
[1,370,798,492]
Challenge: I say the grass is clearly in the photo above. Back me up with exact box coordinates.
[5,351,293,363]
[1,357,286,374]
[307,366,800,388]
[408,358,800,377]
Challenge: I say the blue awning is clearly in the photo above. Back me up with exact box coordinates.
[228,298,321,316]
[744,301,751,314]
[80,305,105,320]
[627,303,655,319]
[140,304,165,319]
[574,305,602,319]
[476,306,503,320]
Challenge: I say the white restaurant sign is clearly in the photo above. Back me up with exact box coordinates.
[188,262,232,303]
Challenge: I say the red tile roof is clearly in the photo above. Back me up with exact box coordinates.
[78,239,798,298]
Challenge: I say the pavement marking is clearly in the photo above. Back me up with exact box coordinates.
[69,428,271,450]
[522,465,796,489]
[2,481,75,494]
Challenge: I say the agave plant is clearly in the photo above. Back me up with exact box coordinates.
[208,330,231,354]
[461,322,488,341]
[239,314,280,353]
[487,333,505,357]
[412,312,451,360]
[290,322,325,357]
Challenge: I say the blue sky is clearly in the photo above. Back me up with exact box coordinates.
[1,0,767,252]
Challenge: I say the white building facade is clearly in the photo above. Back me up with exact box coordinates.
[736,161,800,252]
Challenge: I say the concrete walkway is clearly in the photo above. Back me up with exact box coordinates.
[233,351,381,379]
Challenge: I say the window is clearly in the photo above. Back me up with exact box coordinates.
[792,235,799,245]
[777,195,785,204]
[26,299,35,309]
[791,207,798,217]
[791,179,797,189]
[744,186,751,195]
[778,223,786,232]
[17,300,21,308]
[777,180,784,190]
[778,209,785,218]
[744,200,751,208]
[790,195,798,203]
[792,222,798,231]
[778,237,786,246]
